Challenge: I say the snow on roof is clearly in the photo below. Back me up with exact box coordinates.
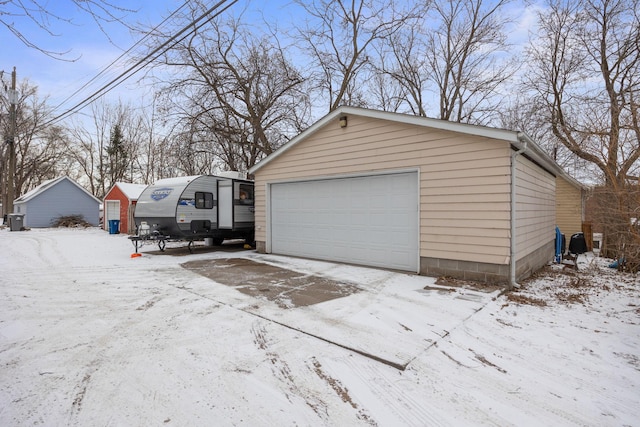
[114,183,148,200]
[14,177,60,203]
[14,176,101,204]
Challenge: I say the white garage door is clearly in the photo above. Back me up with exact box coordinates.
[270,172,419,271]
[105,200,120,229]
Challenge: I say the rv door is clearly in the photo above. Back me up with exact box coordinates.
[218,181,233,228]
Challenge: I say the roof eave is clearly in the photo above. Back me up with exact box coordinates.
[515,132,585,190]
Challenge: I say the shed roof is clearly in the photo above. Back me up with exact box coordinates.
[14,176,101,204]
[249,106,584,189]
[109,183,148,201]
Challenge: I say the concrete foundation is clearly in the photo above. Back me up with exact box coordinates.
[256,240,555,285]
[420,239,555,285]
[420,257,510,284]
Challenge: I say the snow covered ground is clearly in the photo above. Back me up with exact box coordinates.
[0,227,638,426]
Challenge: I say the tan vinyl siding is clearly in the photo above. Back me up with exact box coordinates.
[556,176,583,237]
[254,114,512,266]
[515,155,556,261]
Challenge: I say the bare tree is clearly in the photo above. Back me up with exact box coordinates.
[1,0,136,59]
[66,104,109,198]
[155,7,309,172]
[115,104,150,183]
[294,0,415,112]
[427,0,514,123]
[498,97,561,161]
[525,0,640,264]
[130,95,174,184]
[375,18,430,116]
[373,0,515,123]
[0,80,68,211]
[66,100,141,198]
[367,60,408,113]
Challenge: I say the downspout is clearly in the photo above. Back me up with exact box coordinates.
[510,134,528,289]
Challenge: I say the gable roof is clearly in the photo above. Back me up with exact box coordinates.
[108,183,148,201]
[249,106,584,189]
[14,176,101,204]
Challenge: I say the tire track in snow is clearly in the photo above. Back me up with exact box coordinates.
[331,356,449,427]
[418,307,609,426]
[0,240,205,426]
[309,357,376,425]
[250,321,331,420]
[69,359,101,418]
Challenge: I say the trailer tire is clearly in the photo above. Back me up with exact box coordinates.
[212,237,224,246]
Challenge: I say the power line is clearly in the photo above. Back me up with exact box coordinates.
[50,1,192,114]
[47,0,237,124]
[41,0,238,129]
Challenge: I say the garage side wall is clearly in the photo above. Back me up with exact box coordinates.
[253,115,513,279]
[556,176,583,238]
[515,155,556,280]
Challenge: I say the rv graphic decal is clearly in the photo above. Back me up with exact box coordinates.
[151,187,173,201]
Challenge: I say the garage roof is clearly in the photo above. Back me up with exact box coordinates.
[249,106,584,189]
[109,183,149,201]
[15,176,101,204]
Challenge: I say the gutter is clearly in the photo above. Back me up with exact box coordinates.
[510,133,529,289]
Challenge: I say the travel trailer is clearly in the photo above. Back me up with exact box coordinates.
[132,174,254,250]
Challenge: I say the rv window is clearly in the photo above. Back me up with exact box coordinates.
[238,184,254,204]
[195,192,214,209]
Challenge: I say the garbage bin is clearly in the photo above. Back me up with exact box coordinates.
[569,232,587,255]
[108,219,120,234]
[8,213,25,231]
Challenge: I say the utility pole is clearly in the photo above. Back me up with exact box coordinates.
[6,67,16,216]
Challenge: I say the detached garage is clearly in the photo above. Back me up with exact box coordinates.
[13,176,101,228]
[249,107,583,286]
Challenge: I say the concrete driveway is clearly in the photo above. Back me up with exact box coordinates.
[179,247,502,370]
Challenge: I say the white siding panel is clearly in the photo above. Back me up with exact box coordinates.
[556,177,583,237]
[516,156,556,260]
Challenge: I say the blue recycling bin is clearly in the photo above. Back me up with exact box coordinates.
[108,219,120,234]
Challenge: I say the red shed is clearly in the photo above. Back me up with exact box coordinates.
[103,183,148,234]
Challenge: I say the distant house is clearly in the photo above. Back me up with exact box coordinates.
[103,182,148,234]
[249,106,584,286]
[13,176,101,227]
